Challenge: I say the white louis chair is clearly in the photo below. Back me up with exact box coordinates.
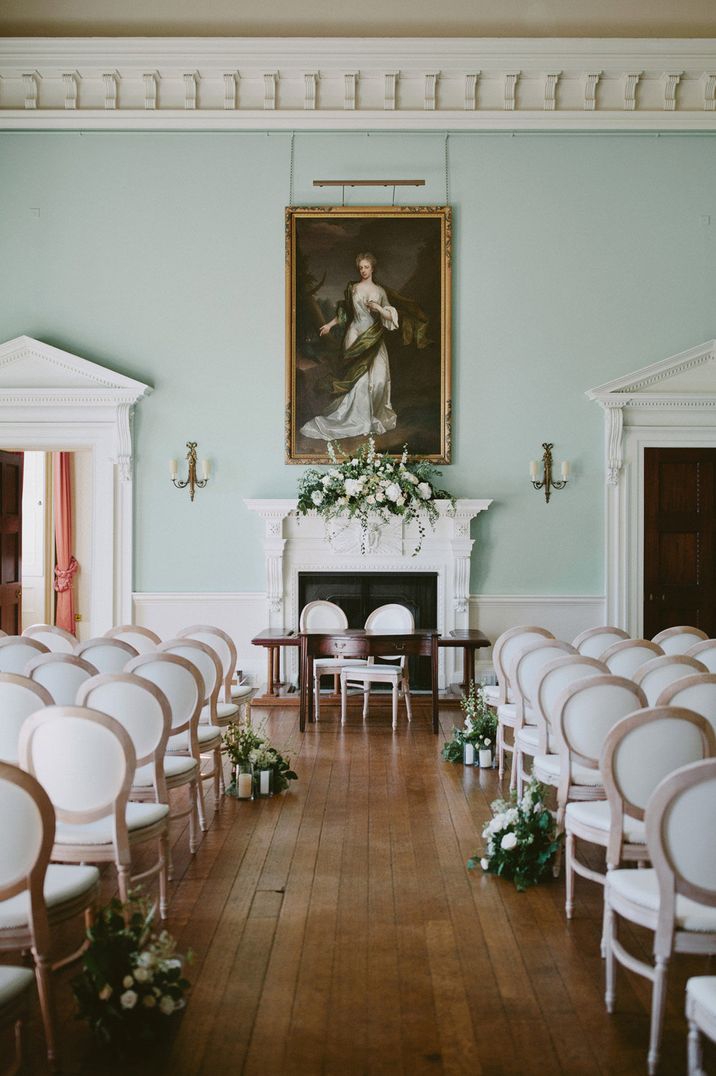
[491,626,555,779]
[126,651,206,835]
[176,624,250,723]
[74,637,138,674]
[687,639,716,674]
[301,600,366,720]
[0,675,53,763]
[652,625,709,655]
[572,626,630,659]
[633,654,709,706]
[0,761,100,1066]
[158,639,224,807]
[0,637,49,675]
[601,638,663,678]
[604,758,716,1075]
[340,604,414,730]
[656,673,716,738]
[686,976,716,1076]
[22,624,76,654]
[24,652,97,706]
[510,638,577,794]
[104,624,161,654]
[564,706,715,923]
[19,706,170,919]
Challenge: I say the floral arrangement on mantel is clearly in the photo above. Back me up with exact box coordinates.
[296,436,454,555]
[72,892,191,1051]
[468,778,561,891]
[222,722,297,795]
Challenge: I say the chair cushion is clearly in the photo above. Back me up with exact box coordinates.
[343,666,402,683]
[167,724,221,752]
[0,864,99,930]
[231,683,254,699]
[201,702,239,722]
[497,703,516,725]
[55,802,169,845]
[565,800,646,844]
[687,976,716,1013]
[607,869,716,932]
[516,727,540,749]
[0,966,34,1006]
[133,755,198,787]
[533,754,604,787]
[315,658,367,671]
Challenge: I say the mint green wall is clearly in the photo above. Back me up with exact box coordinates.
[1,130,715,594]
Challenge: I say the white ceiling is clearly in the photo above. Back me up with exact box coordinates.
[2,0,716,38]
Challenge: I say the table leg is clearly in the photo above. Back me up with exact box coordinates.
[299,637,307,732]
[307,654,315,724]
[273,646,281,688]
[431,635,439,735]
[267,648,275,696]
[464,645,475,691]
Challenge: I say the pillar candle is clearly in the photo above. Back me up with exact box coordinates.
[238,772,253,798]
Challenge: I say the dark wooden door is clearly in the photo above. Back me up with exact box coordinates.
[644,448,716,637]
[0,451,23,635]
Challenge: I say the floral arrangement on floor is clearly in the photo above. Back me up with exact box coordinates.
[296,436,454,555]
[221,721,298,794]
[441,682,497,763]
[72,892,190,1050]
[467,778,561,891]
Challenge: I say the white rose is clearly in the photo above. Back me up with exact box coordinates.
[483,737,491,746]
[488,813,506,835]
[143,994,157,1008]
[311,490,324,506]
[159,995,176,1016]
[376,491,385,502]
[321,474,332,486]
[98,984,112,1001]
[406,473,419,484]
[344,479,362,498]
[480,858,490,871]
[351,458,359,466]
[417,482,432,500]
[396,494,406,506]
[137,951,155,968]
[385,483,401,503]
[120,989,138,1010]
[133,967,150,983]
[501,832,518,851]
[122,975,134,989]
[366,494,375,504]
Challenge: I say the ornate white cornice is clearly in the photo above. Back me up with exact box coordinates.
[4,37,716,130]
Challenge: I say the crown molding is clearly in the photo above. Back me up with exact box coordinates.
[3,37,716,130]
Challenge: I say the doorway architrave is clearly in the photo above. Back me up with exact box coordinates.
[0,336,151,635]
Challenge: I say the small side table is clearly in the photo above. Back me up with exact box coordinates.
[251,629,301,702]
[438,629,491,695]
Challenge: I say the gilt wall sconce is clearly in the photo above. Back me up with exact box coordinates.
[530,443,569,504]
[170,442,210,502]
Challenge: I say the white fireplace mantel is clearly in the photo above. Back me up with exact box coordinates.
[244,497,492,688]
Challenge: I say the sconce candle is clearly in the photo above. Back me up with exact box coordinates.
[560,460,570,480]
[169,459,178,479]
[529,460,539,479]
[201,459,211,481]
[170,441,211,502]
[530,442,569,504]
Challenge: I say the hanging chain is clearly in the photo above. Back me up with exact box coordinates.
[444,132,450,205]
[289,130,295,206]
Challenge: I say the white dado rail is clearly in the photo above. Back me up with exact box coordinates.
[244,497,491,689]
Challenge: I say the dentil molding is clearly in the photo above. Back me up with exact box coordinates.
[3,37,716,130]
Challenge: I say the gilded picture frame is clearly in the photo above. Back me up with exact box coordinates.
[285,205,452,464]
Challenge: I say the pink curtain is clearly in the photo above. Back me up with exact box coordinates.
[53,452,79,635]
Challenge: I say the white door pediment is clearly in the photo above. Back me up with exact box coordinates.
[0,336,152,400]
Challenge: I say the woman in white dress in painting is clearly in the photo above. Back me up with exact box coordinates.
[300,252,399,441]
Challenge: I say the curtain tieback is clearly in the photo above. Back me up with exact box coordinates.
[54,556,79,593]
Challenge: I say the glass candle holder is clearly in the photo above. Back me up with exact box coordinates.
[236,762,254,800]
[255,768,273,798]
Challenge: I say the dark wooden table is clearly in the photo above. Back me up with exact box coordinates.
[438,629,491,693]
[300,628,440,733]
[250,629,300,698]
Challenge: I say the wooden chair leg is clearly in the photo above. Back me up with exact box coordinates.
[341,673,348,724]
[158,831,169,920]
[392,681,398,729]
[117,863,131,904]
[648,957,669,1076]
[33,953,57,1067]
[196,764,209,831]
[314,672,321,721]
[565,829,575,918]
[604,900,617,1013]
[687,1017,703,1076]
[213,747,221,809]
[363,684,369,719]
[403,676,413,722]
[189,779,199,853]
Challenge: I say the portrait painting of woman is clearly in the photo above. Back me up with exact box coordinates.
[286,206,451,463]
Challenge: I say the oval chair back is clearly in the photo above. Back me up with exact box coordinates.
[300,600,349,632]
[125,652,203,743]
[600,639,663,679]
[652,625,709,655]
[24,653,97,706]
[75,637,138,675]
[601,706,715,867]
[158,638,221,716]
[0,759,54,931]
[0,675,53,763]
[656,673,716,739]
[633,655,708,707]
[533,655,608,755]
[22,624,76,654]
[554,675,647,774]
[77,674,172,803]
[104,625,161,654]
[572,626,629,659]
[493,626,555,704]
[364,603,414,664]
[513,640,577,717]
[686,639,716,674]
[177,624,237,703]
[0,637,49,675]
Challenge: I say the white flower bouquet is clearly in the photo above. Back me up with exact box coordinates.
[296,436,454,555]
[72,892,191,1051]
[467,778,560,891]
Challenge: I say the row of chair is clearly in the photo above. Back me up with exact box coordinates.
[483,623,716,1073]
[0,622,250,1069]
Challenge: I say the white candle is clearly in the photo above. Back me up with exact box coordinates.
[201,459,211,480]
[464,743,475,766]
[169,459,178,478]
[479,748,493,768]
[238,772,253,798]
[561,460,570,479]
[529,460,539,480]
[259,770,270,795]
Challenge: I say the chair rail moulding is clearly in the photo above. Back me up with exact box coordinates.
[0,336,151,633]
[3,37,716,130]
[244,497,491,689]
[586,339,716,635]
